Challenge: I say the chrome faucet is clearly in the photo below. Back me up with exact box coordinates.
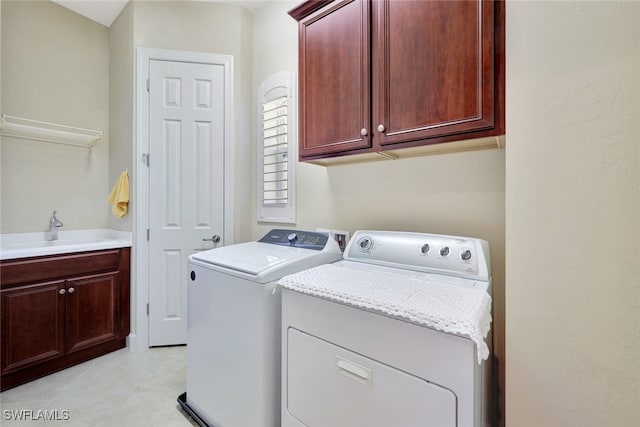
[49,210,63,241]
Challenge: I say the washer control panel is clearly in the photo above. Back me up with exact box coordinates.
[344,230,490,281]
[259,229,330,251]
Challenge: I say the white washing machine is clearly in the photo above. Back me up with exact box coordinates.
[183,229,343,427]
[279,230,493,427]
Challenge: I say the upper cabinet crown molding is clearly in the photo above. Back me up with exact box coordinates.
[290,0,505,163]
[288,0,335,20]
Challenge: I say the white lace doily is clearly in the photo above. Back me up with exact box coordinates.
[278,264,492,363]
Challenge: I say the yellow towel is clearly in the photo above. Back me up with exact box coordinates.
[107,170,130,218]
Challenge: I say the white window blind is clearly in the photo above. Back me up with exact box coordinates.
[257,72,296,223]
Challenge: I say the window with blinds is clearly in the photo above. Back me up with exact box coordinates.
[257,72,296,223]
[262,96,288,205]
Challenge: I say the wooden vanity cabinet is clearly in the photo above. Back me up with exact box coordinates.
[289,0,505,161]
[0,248,130,391]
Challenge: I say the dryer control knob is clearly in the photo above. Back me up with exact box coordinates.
[440,246,450,257]
[460,249,472,261]
[420,243,430,254]
[287,233,298,244]
[358,237,373,252]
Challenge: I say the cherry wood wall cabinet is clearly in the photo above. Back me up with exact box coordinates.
[289,0,505,162]
[0,248,130,391]
[292,0,371,158]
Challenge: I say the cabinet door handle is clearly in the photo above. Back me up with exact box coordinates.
[360,128,368,136]
[59,289,66,295]
[377,124,386,133]
[67,287,75,294]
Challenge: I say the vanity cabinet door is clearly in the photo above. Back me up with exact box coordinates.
[0,280,67,374]
[66,272,120,354]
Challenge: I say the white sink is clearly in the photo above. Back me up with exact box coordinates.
[0,229,132,260]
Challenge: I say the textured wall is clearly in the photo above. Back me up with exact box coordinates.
[109,0,254,343]
[506,1,640,425]
[108,2,134,233]
[132,0,254,244]
[1,1,110,233]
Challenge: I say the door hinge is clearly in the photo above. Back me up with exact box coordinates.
[146,303,149,316]
[146,78,150,92]
[142,153,150,167]
[146,228,150,241]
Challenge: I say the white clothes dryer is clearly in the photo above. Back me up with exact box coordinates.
[182,229,342,427]
[279,230,493,427]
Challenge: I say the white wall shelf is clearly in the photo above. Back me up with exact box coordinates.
[0,114,104,149]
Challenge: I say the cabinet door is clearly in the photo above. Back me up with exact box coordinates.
[1,280,66,374]
[373,0,500,147]
[297,0,371,159]
[66,273,120,353]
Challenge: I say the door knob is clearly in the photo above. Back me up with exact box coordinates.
[377,124,386,133]
[203,235,221,243]
[59,289,66,295]
[67,287,75,294]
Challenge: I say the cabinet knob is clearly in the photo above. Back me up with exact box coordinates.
[67,287,75,294]
[360,128,368,136]
[59,289,66,295]
[377,124,386,133]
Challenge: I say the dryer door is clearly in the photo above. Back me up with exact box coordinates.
[286,328,457,427]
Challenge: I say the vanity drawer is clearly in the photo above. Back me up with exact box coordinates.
[0,250,122,288]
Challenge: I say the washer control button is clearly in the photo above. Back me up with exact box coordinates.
[420,243,430,254]
[358,237,373,252]
[439,246,451,257]
[460,249,472,261]
[287,233,298,244]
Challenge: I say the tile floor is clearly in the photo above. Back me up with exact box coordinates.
[0,346,197,426]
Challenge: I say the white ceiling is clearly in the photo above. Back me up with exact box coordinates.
[51,0,269,28]
[51,0,129,27]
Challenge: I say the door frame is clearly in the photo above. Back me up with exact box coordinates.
[132,47,235,351]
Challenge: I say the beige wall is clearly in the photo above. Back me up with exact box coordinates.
[251,1,341,238]
[0,0,253,240]
[132,0,254,244]
[108,2,134,233]
[104,0,254,340]
[5,2,637,425]
[0,1,2,133]
[0,0,256,345]
[506,1,640,426]
[252,2,506,422]
[1,1,110,233]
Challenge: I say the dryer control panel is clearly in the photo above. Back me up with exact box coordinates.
[259,229,330,251]
[344,230,491,282]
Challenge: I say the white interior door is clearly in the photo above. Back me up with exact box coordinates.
[148,59,225,346]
